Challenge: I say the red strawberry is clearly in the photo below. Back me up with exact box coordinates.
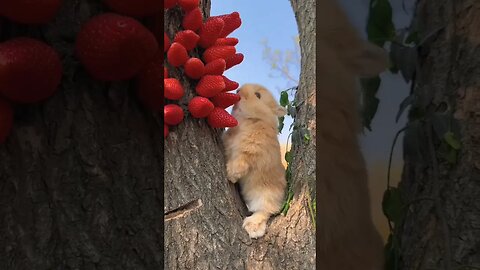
[164,67,168,78]
[211,92,240,109]
[167,42,189,67]
[164,104,184,126]
[222,76,239,91]
[214,37,239,46]
[182,8,203,31]
[204,58,226,75]
[188,96,214,118]
[0,37,62,104]
[211,12,242,38]
[137,52,162,111]
[207,107,238,128]
[76,13,158,81]
[225,53,244,70]
[178,0,199,11]
[184,58,204,79]
[104,0,162,17]
[164,78,184,100]
[174,30,199,51]
[0,98,13,144]
[202,46,236,63]
[164,32,170,52]
[196,75,225,97]
[198,18,224,48]
[0,0,62,24]
[164,124,169,138]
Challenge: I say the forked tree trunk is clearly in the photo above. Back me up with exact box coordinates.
[399,0,480,268]
[0,2,163,269]
[164,0,316,269]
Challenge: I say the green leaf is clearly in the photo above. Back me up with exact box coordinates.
[303,133,311,143]
[280,91,289,107]
[361,77,381,131]
[285,151,292,163]
[278,116,285,133]
[366,0,396,47]
[405,31,420,45]
[444,131,461,150]
[382,187,403,225]
[396,94,415,123]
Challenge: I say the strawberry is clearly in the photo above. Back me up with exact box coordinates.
[0,37,62,104]
[174,30,200,51]
[188,96,214,118]
[184,58,204,79]
[202,46,235,63]
[0,98,13,144]
[214,37,239,46]
[76,13,158,81]
[104,0,162,17]
[167,42,189,67]
[182,8,203,32]
[225,53,244,70]
[164,124,169,138]
[164,0,177,9]
[164,67,168,78]
[207,107,238,128]
[204,58,226,75]
[196,75,225,97]
[164,78,184,100]
[211,92,240,109]
[198,18,224,48]
[0,0,62,24]
[164,104,184,126]
[211,12,242,38]
[164,32,171,52]
[178,0,199,11]
[222,76,239,91]
[137,52,162,111]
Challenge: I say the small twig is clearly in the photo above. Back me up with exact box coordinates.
[164,199,203,222]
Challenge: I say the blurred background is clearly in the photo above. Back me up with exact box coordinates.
[212,0,415,240]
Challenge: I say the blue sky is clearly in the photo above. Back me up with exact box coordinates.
[211,0,300,144]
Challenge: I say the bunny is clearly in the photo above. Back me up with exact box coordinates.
[317,0,390,269]
[222,83,287,239]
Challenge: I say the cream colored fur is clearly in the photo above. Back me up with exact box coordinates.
[222,84,287,239]
[317,0,390,269]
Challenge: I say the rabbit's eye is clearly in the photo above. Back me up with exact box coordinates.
[255,92,261,99]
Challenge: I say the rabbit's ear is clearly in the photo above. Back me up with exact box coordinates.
[275,106,287,117]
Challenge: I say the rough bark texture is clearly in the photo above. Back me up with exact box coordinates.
[399,0,480,269]
[0,1,163,269]
[164,0,316,269]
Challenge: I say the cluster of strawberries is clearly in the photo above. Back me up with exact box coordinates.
[0,0,166,144]
[164,0,243,137]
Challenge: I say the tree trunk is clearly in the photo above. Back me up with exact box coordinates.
[399,0,480,268]
[0,2,163,269]
[164,0,316,269]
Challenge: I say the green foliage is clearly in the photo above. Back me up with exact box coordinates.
[361,77,381,131]
[382,187,404,226]
[367,0,396,47]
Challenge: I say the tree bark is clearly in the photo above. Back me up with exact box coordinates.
[0,2,163,269]
[164,0,316,269]
[399,0,480,268]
